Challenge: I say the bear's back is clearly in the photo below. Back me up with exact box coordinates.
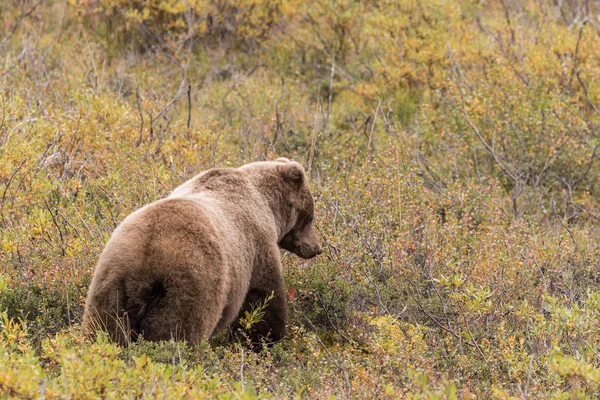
[169,167,275,245]
[170,168,251,198]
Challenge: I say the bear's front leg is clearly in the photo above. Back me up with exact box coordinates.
[242,286,288,342]
[234,256,288,349]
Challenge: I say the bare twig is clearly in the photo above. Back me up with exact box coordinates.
[273,77,286,146]
[571,143,599,187]
[408,283,464,344]
[150,34,195,133]
[43,198,65,256]
[368,97,380,155]
[135,87,144,147]
[458,302,492,369]
[151,78,188,127]
[3,118,38,148]
[568,22,585,92]
[187,83,192,129]
[1,159,27,208]
[498,0,516,44]
[239,347,245,391]
[575,70,600,116]
[1,0,44,44]
[297,307,351,397]
[363,272,391,315]
[323,55,335,130]
[447,46,517,183]
[568,23,600,116]
[308,87,320,176]
[314,292,352,343]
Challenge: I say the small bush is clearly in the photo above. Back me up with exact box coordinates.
[71,0,293,53]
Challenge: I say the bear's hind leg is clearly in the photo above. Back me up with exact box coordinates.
[127,269,227,345]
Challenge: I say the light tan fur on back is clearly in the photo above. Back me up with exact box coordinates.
[83,159,321,345]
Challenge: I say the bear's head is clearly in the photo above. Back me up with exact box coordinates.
[274,158,322,259]
[240,158,322,259]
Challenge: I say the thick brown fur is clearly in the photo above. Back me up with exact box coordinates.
[83,159,321,345]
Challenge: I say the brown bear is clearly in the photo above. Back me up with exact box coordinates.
[83,158,321,345]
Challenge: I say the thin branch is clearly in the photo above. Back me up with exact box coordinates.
[186,83,192,129]
[447,46,518,183]
[498,0,516,44]
[567,22,585,92]
[575,70,600,117]
[458,303,492,370]
[272,77,286,146]
[297,307,351,397]
[239,347,245,391]
[368,97,380,155]
[308,87,320,176]
[43,198,65,256]
[323,55,335,130]
[569,23,600,116]
[571,143,599,187]
[409,284,465,345]
[1,0,44,44]
[135,87,144,147]
[1,159,27,207]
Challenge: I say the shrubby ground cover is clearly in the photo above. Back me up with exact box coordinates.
[1,0,600,397]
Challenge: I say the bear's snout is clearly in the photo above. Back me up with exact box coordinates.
[300,242,322,259]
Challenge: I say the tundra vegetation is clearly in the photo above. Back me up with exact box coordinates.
[1,0,600,398]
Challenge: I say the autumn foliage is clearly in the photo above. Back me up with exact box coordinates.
[2,0,600,397]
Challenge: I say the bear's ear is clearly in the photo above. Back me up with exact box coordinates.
[275,157,291,163]
[279,162,305,187]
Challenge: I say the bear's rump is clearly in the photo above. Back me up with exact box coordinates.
[86,197,232,343]
[127,198,230,341]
